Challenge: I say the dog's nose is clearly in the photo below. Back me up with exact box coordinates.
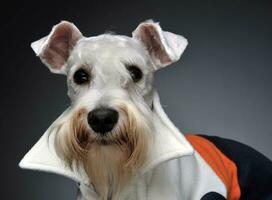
[87,108,119,134]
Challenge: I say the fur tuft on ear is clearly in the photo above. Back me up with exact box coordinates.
[31,21,82,75]
[132,20,188,70]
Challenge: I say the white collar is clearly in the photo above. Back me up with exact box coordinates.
[19,91,194,185]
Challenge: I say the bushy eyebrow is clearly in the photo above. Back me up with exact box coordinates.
[120,56,146,70]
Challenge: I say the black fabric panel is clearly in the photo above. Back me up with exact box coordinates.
[201,192,226,200]
[200,135,272,200]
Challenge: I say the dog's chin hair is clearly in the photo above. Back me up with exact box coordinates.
[53,103,152,199]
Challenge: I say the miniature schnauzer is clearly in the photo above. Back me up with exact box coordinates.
[20,20,272,200]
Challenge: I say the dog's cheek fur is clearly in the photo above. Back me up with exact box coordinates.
[53,103,151,199]
[54,108,90,168]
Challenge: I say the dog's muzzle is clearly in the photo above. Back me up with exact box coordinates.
[87,107,119,134]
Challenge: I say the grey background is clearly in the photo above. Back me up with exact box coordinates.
[1,0,272,199]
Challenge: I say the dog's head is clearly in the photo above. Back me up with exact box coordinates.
[32,20,187,197]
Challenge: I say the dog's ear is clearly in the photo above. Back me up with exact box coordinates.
[132,20,188,70]
[31,21,82,75]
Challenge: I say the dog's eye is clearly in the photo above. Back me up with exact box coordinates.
[127,66,143,82]
[73,69,90,85]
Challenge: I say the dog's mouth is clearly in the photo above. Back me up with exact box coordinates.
[93,133,114,145]
[76,127,127,149]
[94,132,128,146]
[97,138,113,146]
[99,138,109,145]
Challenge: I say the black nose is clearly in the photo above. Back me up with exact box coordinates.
[87,108,119,134]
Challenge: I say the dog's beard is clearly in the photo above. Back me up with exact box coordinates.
[52,102,152,199]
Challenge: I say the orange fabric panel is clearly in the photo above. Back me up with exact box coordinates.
[186,135,241,200]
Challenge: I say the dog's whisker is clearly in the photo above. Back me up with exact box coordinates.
[52,102,152,198]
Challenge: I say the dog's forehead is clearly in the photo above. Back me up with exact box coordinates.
[71,34,149,65]
[81,34,141,49]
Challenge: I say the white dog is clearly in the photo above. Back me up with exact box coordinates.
[20,20,272,200]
